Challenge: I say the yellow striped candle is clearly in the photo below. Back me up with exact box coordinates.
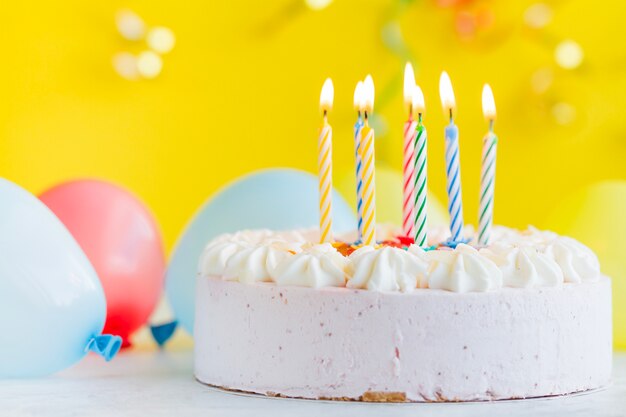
[318,78,334,243]
[360,75,376,246]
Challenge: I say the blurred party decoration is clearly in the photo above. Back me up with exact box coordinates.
[551,102,576,126]
[338,165,447,230]
[112,52,140,81]
[523,3,552,29]
[40,180,166,347]
[113,9,175,80]
[382,21,412,62]
[530,67,554,95]
[116,9,146,41]
[305,0,333,11]
[166,169,356,334]
[0,178,121,378]
[545,181,626,349]
[147,26,176,54]
[555,39,584,70]
[137,51,163,79]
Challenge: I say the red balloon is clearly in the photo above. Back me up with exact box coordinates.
[40,180,165,347]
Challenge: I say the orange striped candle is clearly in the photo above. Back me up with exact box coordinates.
[360,75,376,246]
[318,78,334,243]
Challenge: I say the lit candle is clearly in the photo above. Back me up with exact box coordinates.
[478,84,498,246]
[439,71,465,243]
[353,81,365,242]
[402,63,418,238]
[412,84,428,247]
[360,75,376,246]
[318,78,334,243]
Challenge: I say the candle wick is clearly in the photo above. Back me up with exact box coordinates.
[409,104,413,120]
[449,107,453,123]
[323,110,328,124]
[489,119,495,133]
[418,113,423,124]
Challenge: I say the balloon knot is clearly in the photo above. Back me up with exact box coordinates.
[150,321,178,347]
[86,334,122,361]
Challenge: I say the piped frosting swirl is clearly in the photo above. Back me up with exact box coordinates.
[426,244,503,292]
[198,226,602,293]
[347,246,428,292]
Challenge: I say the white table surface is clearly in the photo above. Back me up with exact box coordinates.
[1,350,625,417]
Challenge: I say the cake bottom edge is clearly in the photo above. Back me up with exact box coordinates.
[194,376,611,403]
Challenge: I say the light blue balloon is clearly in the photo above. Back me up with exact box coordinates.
[0,178,121,378]
[166,169,356,334]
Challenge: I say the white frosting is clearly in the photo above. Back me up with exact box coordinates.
[426,244,502,292]
[199,240,248,277]
[347,246,428,292]
[200,237,300,283]
[481,243,563,288]
[488,225,558,247]
[273,243,347,288]
[199,226,602,293]
[222,241,298,283]
[543,236,601,283]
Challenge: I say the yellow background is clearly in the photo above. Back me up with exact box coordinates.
[1,0,624,346]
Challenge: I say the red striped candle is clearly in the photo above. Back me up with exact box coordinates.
[402,63,417,238]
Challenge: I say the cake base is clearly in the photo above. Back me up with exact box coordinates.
[194,277,612,402]
[196,379,609,403]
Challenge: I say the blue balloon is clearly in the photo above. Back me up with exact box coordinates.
[166,169,356,334]
[0,178,121,378]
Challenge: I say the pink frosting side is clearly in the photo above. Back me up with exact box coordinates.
[194,277,612,401]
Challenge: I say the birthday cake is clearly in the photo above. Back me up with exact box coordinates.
[193,225,612,402]
[194,70,611,402]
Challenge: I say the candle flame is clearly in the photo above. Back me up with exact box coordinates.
[353,81,364,111]
[412,84,425,114]
[403,62,415,109]
[319,78,334,112]
[482,84,496,120]
[439,71,456,116]
[363,74,375,114]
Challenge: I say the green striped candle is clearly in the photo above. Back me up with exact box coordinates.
[478,84,497,246]
[411,85,428,247]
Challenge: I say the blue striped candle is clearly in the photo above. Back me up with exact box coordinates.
[354,115,364,241]
[439,71,464,243]
[353,81,365,242]
[445,121,464,242]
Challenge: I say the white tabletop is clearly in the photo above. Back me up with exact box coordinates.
[1,350,625,417]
